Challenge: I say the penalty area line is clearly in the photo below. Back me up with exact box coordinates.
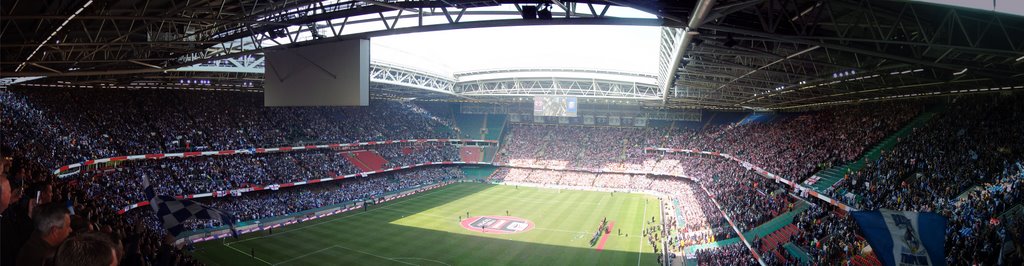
[332,245,417,266]
[225,242,272,265]
[637,201,648,266]
[391,257,454,266]
[272,245,421,266]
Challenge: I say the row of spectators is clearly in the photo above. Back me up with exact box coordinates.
[2,151,201,266]
[791,203,863,264]
[498,103,918,183]
[834,95,1024,210]
[1,146,466,266]
[0,88,475,266]
[199,166,463,224]
[4,86,1022,265]
[76,143,460,210]
[151,166,465,232]
[700,161,793,233]
[651,176,730,250]
[792,160,1024,265]
[692,104,918,183]
[488,168,651,190]
[488,153,791,257]
[0,88,457,172]
[694,242,757,266]
[376,143,461,168]
[499,124,658,170]
[494,96,1022,265]
[817,94,1024,265]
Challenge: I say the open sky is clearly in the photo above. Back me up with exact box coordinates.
[371,25,662,77]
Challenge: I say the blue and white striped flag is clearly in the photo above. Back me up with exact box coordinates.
[851,209,947,266]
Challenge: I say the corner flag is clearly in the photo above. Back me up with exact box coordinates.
[851,209,946,266]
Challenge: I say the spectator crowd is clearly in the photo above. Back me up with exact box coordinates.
[80,143,461,211]
[157,166,464,232]
[1,88,457,172]
[493,94,1022,265]
[3,86,1022,266]
[2,153,201,266]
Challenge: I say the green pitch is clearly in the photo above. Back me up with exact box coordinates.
[190,182,662,265]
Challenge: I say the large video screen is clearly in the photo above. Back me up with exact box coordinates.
[533,96,578,117]
[264,39,369,106]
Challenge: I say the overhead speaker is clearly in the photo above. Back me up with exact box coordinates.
[521,5,538,19]
[538,7,552,19]
[723,34,738,48]
[692,38,704,46]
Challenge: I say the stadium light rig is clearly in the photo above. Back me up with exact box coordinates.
[832,70,856,78]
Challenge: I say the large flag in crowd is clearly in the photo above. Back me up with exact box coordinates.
[852,209,946,266]
[143,175,238,238]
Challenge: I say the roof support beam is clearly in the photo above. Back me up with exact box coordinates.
[660,0,716,104]
[550,0,570,16]
[29,63,62,74]
[359,0,421,13]
[604,0,684,23]
[701,24,1009,79]
[15,0,94,72]
[129,60,163,69]
[715,45,820,91]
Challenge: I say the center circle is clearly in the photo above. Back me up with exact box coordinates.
[459,216,535,234]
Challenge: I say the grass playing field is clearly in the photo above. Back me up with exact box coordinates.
[190,182,663,265]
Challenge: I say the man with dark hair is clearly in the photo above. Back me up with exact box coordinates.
[1,162,31,266]
[1,155,11,214]
[17,202,72,266]
[1,175,11,214]
[53,232,119,266]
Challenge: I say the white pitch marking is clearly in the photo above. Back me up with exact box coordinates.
[637,199,649,266]
[225,242,272,265]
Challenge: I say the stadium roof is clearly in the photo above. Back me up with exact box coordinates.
[2,0,1023,110]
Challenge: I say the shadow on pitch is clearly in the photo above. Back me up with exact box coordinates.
[192,183,661,266]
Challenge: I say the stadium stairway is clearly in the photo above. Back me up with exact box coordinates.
[485,114,506,141]
[700,113,716,131]
[742,201,809,242]
[684,237,742,254]
[746,201,809,263]
[805,110,939,194]
[683,201,810,256]
[481,146,498,162]
[782,242,812,264]
[757,224,799,255]
[851,251,883,266]
[999,203,1024,221]
[455,114,486,139]
[662,121,677,147]
[672,199,686,230]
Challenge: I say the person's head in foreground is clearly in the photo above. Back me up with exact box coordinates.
[54,232,120,266]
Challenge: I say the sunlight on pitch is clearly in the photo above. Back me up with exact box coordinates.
[386,184,656,253]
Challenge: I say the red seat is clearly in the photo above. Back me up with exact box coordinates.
[773,250,788,263]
